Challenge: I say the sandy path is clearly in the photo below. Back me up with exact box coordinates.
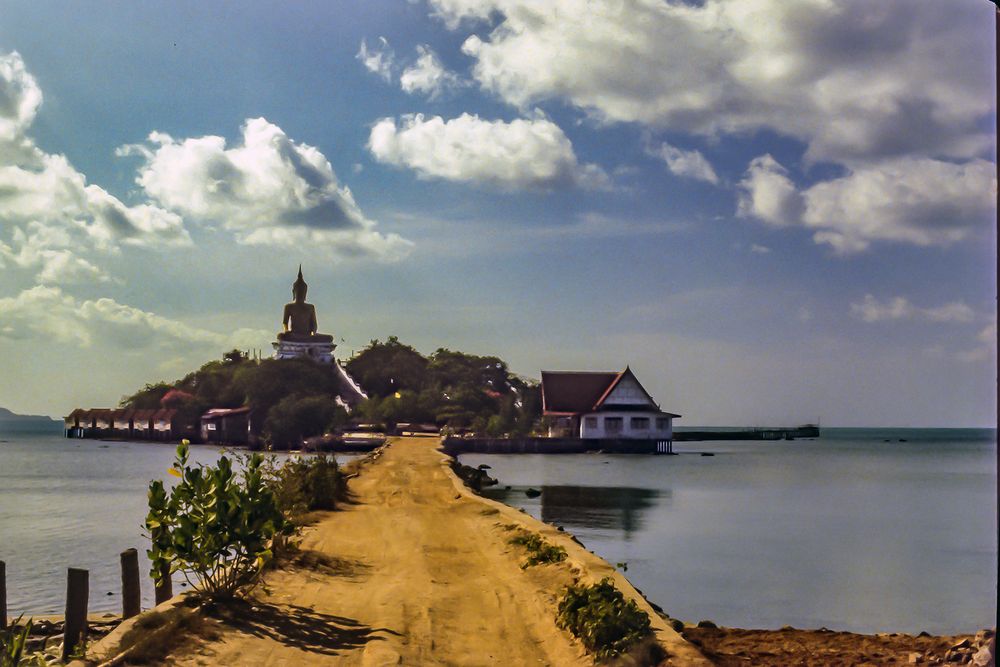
[166,437,595,666]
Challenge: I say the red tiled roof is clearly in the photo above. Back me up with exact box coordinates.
[541,371,619,414]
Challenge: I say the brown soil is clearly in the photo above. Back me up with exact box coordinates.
[683,625,995,666]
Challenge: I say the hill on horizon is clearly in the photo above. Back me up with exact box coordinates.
[0,407,58,423]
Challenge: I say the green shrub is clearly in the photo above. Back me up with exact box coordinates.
[260,453,343,517]
[556,578,652,660]
[146,443,293,599]
[507,529,567,569]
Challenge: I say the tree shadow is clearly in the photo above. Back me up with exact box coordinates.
[209,598,399,656]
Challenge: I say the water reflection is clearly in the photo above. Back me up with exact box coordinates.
[484,485,664,538]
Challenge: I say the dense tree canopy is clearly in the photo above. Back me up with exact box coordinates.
[346,338,541,434]
[119,339,543,447]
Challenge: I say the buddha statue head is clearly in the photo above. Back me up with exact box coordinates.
[292,265,308,303]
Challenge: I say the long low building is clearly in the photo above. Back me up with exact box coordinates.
[65,408,190,441]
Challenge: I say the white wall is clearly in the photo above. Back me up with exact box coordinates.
[579,411,673,439]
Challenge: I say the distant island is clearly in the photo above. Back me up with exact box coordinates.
[0,407,60,431]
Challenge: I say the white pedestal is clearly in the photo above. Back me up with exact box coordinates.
[272,338,336,363]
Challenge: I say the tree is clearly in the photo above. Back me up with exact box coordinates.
[120,382,173,409]
[265,394,345,449]
[345,337,428,397]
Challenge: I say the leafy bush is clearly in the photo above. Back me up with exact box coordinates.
[260,453,343,517]
[556,578,653,660]
[146,443,293,599]
[507,529,567,569]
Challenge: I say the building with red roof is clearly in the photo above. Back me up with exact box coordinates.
[541,367,680,440]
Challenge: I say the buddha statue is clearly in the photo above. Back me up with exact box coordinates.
[277,266,333,343]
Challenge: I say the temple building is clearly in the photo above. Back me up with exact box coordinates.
[541,367,680,441]
[271,266,367,406]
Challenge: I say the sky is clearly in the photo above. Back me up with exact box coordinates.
[0,0,995,427]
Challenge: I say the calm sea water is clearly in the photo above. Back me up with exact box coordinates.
[0,428,994,633]
[461,428,997,635]
[0,430,358,616]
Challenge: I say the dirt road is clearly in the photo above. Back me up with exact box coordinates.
[162,437,706,666]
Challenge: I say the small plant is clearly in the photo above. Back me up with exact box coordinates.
[556,578,652,660]
[1,618,31,667]
[146,443,293,599]
[507,529,567,569]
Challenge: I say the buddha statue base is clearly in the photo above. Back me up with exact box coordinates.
[272,337,336,363]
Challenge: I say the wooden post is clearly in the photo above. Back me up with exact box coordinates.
[62,567,88,662]
[120,549,141,619]
[0,560,7,630]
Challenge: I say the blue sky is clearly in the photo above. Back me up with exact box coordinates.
[0,0,995,426]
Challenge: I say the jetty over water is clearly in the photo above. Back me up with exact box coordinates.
[89,437,708,666]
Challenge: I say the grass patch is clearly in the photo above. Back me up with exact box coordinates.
[556,577,653,661]
[507,529,567,569]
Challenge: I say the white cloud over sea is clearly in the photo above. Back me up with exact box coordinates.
[120,117,411,259]
[0,285,268,351]
[368,112,608,190]
[0,51,189,284]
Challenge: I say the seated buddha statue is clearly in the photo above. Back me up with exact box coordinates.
[277,266,334,343]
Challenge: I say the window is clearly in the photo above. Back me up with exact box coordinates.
[206,423,217,431]
[584,417,598,429]
[656,417,669,430]
[604,417,623,434]
[631,417,650,430]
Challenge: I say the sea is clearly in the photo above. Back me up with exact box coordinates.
[0,427,995,635]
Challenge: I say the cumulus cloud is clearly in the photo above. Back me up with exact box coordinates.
[368,113,608,190]
[356,37,395,82]
[737,155,805,227]
[850,294,976,324]
[750,244,771,254]
[400,45,464,99]
[0,285,268,351]
[0,51,190,283]
[739,155,995,253]
[648,141,718,184]
[120,117,411,259]
[434,0,993,167]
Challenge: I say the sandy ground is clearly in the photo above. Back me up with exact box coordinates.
[160,436,696,666]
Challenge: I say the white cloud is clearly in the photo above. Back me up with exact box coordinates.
[739,155,995,253]
[750,244,771,255]
[850,294,976,324]
[356,37,395,82]
[0,51,41,144]
[737,155,804,227]
[648,141,718,184]
[435,0,993,167]
[120,117,411,259]
[0,51,191,284]
[368,112,608,190]
[0,285,269,351]
[400,45,463,99]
